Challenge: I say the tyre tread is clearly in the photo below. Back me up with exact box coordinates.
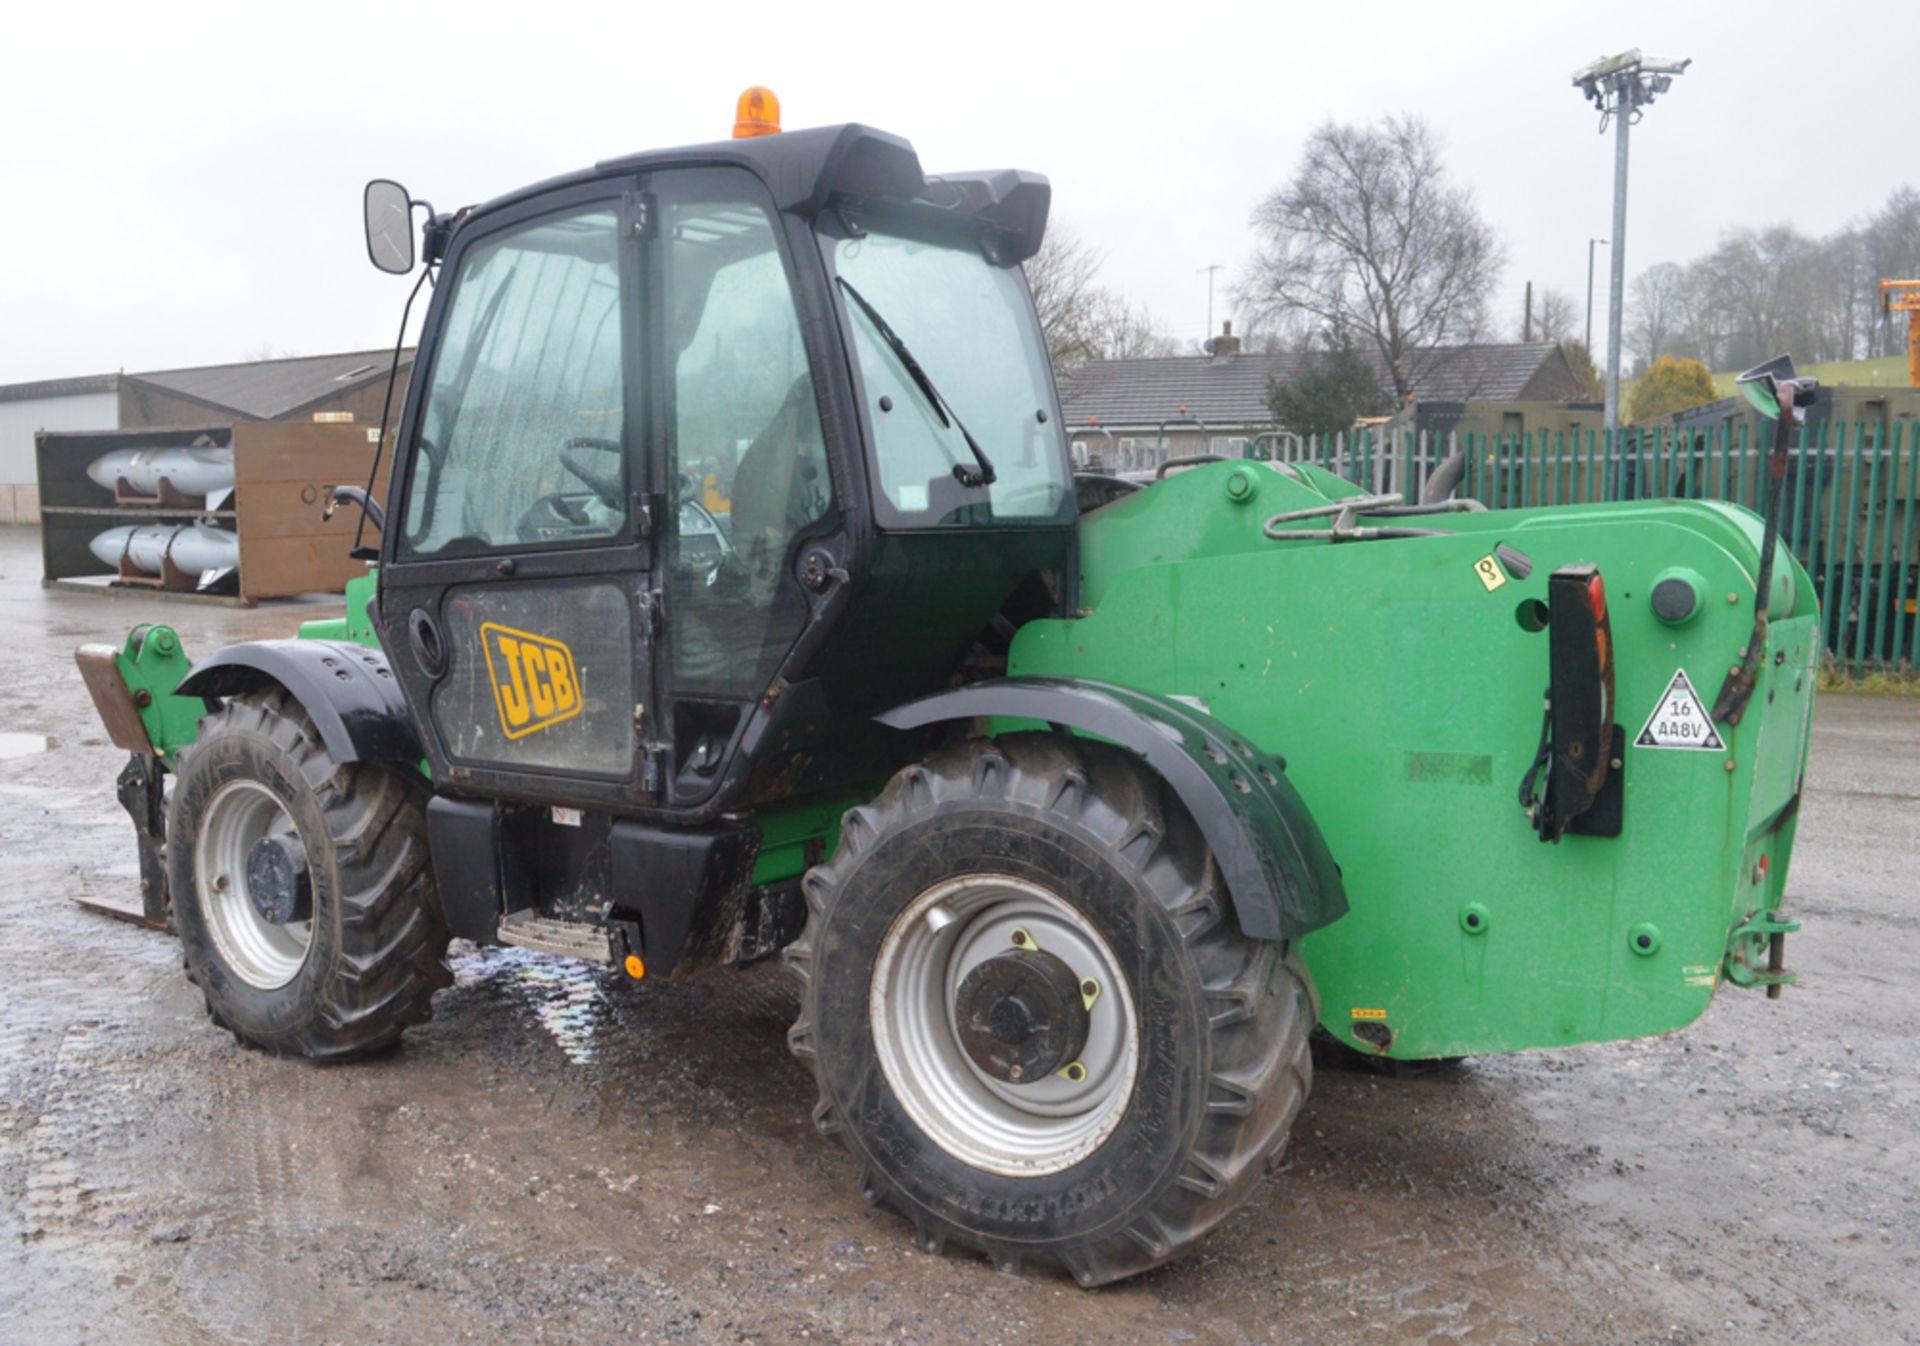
[170,689,449,1062]
[787,733,1315,1285]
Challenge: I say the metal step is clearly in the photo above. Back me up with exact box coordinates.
[495,911,614,965]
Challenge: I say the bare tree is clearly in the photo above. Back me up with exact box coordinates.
[1238,115,1506,400]
[1626,261,1690,372]
[1025,224,1107,373]
[1531,287,1579,343]
[1620,184,1920,374]
[1025,223,1177,372]
[1862,187,1920,358]
[1088,292,1178,359]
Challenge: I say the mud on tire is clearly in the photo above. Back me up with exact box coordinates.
[167,687,451,1060]
[786,733,1316,1286]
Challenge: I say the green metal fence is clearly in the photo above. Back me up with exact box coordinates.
[1232,421,1920,674]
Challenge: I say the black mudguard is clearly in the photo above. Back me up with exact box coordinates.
[878,677,1348,941]
[176,639,422,764]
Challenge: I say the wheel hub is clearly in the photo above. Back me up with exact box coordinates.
[194,779,313,990]
[245,834,312,926]
[868,874,1140,1177]
[954,949,1089,1084]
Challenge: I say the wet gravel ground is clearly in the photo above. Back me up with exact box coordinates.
[0,526,1915,1345]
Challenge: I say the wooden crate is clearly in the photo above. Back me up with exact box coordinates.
[36,421,391,603]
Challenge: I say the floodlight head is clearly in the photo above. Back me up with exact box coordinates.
[1571,48,1643,85]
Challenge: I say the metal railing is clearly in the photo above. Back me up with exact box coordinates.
[1447,419,1918,675]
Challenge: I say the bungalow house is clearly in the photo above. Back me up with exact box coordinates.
[1057,324,1587,467]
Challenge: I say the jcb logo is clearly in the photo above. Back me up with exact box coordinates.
[481,623,582,739]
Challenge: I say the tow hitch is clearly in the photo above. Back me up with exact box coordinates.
[1724,909,1798,997]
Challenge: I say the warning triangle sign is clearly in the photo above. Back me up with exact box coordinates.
[1635,669,1725,750]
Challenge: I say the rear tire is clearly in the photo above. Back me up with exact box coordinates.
[167,687,450,1060]
[787,734,1315,1285]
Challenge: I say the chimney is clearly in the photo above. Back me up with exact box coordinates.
[1207,320,1242,359]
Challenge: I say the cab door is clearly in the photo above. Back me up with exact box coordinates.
[649,168,837,806]
[377,183,655,807]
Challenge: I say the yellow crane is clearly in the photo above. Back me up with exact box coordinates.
[1882,279,1920,386]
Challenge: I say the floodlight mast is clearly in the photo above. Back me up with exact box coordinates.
[1572,50,1691,433]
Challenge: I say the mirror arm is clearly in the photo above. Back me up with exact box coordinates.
[1711,380,1805,727]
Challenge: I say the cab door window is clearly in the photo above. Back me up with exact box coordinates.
[664,196,829,697]
[402,206,628,557]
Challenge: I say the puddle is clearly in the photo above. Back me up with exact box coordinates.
[452,945,611,1065]
[0,733,50,761]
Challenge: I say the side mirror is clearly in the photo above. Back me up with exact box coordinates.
[1735,354,1818,423]
[363,179,415,275]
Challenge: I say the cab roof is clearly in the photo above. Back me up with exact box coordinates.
[463,123,1051,263]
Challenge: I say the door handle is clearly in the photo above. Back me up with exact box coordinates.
[407,606,448,678]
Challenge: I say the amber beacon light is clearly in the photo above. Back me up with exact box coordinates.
[733,86,782,138]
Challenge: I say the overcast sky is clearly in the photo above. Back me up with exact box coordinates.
[2,0,1908,384]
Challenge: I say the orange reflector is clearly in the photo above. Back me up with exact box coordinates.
[733,86,781,138]
[623,954,646,980]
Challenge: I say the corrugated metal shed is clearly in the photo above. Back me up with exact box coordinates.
[1059,343,1575,429]
[0,373,119,405]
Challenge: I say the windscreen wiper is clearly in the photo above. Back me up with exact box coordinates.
[837,277,996,489]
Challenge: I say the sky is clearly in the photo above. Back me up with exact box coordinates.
[1,0,1909,384]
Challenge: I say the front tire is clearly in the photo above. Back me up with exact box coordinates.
[167,687,450,1060]
[787,734,1315,1285]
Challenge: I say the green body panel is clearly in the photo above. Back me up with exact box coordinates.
[295,571,381,647]
[1010,462,1818,1059]
[749,795,853,886]
[113,625,205,768]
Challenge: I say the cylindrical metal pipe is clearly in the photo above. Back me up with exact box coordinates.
[1604,106,1631,433]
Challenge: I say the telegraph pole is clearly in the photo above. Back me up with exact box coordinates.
[1198,264,1223,344]
[1572,50,1690,431]
[1585,237,1607,352]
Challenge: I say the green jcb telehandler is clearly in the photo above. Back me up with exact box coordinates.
[76,92,1819,1286]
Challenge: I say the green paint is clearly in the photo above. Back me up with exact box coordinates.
[1404,752,1493,785]
[749,795,856,886]
[1010,461,1819,1060]
[296,570,380,646]
[113,625,204,768]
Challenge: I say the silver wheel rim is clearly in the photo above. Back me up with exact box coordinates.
[194,779,313,990]
[869,874,1139,1177]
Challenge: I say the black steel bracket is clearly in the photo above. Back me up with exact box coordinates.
[115,752,173,930]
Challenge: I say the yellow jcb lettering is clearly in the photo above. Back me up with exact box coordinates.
[497,636,531,727]
[523,642,555,719]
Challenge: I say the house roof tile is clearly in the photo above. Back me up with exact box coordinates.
[1058,343,1565,430]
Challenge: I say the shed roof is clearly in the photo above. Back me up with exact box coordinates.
[123,349,415,420]
[0,372,119,405]
[1058,343,1568,430]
